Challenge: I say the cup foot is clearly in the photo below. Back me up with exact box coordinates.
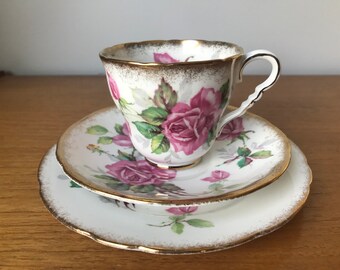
[145,157,202,170]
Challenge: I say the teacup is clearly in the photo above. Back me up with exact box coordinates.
[99,40,280,168]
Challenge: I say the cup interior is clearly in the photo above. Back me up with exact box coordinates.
[100,40,243,64]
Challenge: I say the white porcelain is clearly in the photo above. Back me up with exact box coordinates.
[39,142,312,254]
[56,107,290,212]
[100,40,280,167]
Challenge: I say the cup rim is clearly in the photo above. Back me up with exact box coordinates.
[99,39,244,66]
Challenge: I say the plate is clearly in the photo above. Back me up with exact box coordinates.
[56,107,290,204]
[39,142,311,254]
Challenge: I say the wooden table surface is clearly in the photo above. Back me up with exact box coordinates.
[0,75,339,269]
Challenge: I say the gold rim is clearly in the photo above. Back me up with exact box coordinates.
[99,39,243,67]
[56,106,291,205]
[38,143,312,255]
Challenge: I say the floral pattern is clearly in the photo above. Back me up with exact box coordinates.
[166,206,198,215]
[217,117,245,141]
[86,122,133,147]
[58,174,136,211]
[131,78,229,155]
[149,206,213,235]
[106,64,231,156]
[162,88,221,155]
[153,52,179,63]
[216,117,272,168]
[196,117,274,194]
[86,123,188,196]
[112,123,133,147]
[106,72,129,110]
[153,52,193,63]
[106,160,176,186]
[99,196,136,211]
[107,71,120,100]
[202,170,230,183]
[66,105,286,201]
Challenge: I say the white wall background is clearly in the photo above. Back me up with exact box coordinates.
[0,0,339,75]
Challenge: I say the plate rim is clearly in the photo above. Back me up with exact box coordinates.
[39,142,312,255]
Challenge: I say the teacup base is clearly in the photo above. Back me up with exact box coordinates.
[145,157,202,170]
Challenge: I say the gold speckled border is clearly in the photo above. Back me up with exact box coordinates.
[55,106,291,205]
[99,39,243,67]
[38,143,312,255]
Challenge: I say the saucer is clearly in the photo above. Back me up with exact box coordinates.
[39,142,311,254]
[56,107,290,204]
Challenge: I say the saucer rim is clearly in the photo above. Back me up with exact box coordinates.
[39,142,312,255]
[56,106,291,205]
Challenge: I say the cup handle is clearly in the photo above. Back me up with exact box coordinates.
[217,50,280,135]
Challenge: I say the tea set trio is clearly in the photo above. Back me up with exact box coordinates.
[38,40,312,254]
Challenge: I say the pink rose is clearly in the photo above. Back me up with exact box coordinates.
[162,88,221,155]
[189,87,222,113]
[112,135,132,147]
[124,121,131,136]
[112,123,133,147]
[153,52,179,63]
[217,117,244,141]
[166,206,198,215]
[106,160,176,186]
[202,170,230,182]
[106,72,120,100]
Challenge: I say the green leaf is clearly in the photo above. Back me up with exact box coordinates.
[207,127,216,146]
[94,175,116,181]
[114,124,123,135]
[238,134,247,144]
[86,125,108,135]
[219,80,230,108]
[119,98,129,108]
[237,157,253,168]
[140,107,168,125]
[153,78,178,111]
[133,121,161,139]
[106,182,130,191]
[130,185,155,193]
[208,183,224,192]
[160,183,182,192]
[117,150,136,161]
[151,134,170,154]
[97,136,113,145]
[69,181,81,188]
[237,147,251,157]
[186,219,214,228]
[169,215,186,222]
[250,150,273,159]
[115,184,130,191]
[171,222,184,234]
